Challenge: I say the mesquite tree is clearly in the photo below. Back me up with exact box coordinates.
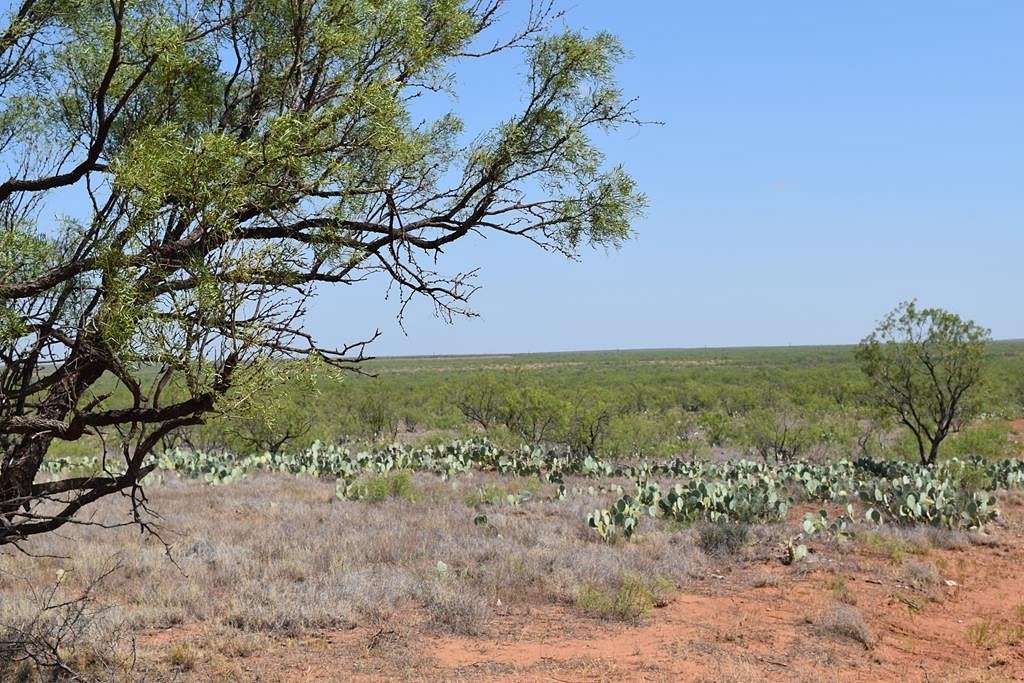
[856,301,990,466]
[0,0,645,545]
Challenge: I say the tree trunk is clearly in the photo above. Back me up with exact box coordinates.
[0,354,106,515]
[0,437,50,512]
[913,432,928,467]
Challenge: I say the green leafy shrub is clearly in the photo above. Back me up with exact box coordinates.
[944,421,1014,460]
[575,574,672,623]
[738,406,814,463]
[340,471,416,502]
[502,385,567,444]
[697,410,733,447]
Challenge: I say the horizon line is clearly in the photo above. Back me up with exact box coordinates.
[369,338,1024,362]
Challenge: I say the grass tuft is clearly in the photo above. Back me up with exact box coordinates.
[696,521,749,557]
[347,470,417,502]
[816,604,874,649]
[576,574,673,623]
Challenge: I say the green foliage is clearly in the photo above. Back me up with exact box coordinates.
[859,471,999,530]
[1,1,651,541]
[603,410,688,460]
[657,477,790,525]
[339,470,416,503]
[858,531,929,562]
[0,226,52,343]
[575,574,672,623]
[737,406,815,463]
[123,342,1024,463]
[697,409,733,447]
[587,493,643,541]
[584,452,1024,540]
[564,399,615,456]
[455,373,509,430]
[944,421,1014,461]
[502,385,567,444]
[42,426,1024,544]
[354,388,401,442]
[857,301,991,464]
[463,478,541,508]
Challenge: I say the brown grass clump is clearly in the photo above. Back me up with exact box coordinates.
[815,603,874,649]
[165,642,199,671]
[696,521,749,557]
[900,559,941,593]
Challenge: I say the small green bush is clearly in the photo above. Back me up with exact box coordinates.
[575,574,672,623]
[944,421,1014,460]
[603,411,669,459]
[462,478,540,507]
[346,471,416,503]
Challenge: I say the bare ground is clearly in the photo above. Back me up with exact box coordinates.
[3,472,1024,682]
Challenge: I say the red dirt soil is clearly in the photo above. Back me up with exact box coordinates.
[421,542,1024,682]
[1010,419,1024,444]
[141,502,1024,682]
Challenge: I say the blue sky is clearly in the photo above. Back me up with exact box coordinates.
[48,0,997,357]
[312,1,1023,355]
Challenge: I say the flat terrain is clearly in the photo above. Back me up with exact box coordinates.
[3,470,1024,681]
[54,341,1024,463]
[6,344,1024,681]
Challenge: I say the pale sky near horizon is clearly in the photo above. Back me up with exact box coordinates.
[308,1,1023,356]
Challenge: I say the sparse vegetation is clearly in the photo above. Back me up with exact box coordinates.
[900,560,941,593]
[0,0,1016,675]
[966,619,1024,649]
[828,576,858,605]
[165,643,199,672]
[697,521,750,557]
[4,322,1023,680]
[816,604,874,649]
[859,530,931,562]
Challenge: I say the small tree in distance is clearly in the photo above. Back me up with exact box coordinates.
[855,301,990,466]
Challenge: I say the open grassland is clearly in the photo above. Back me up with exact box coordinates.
[8,343,1024,681]
[3,470,1024,681]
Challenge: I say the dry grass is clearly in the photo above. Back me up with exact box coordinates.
[966,618,1024,649]
[828,575,858,605]
[814,603,874,649]
[3,470,1022,680]
[0,472,704,677]
[696,521,749,557]
[749,571,780,588]
[165,642,198,671]
[900,559,941,593]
